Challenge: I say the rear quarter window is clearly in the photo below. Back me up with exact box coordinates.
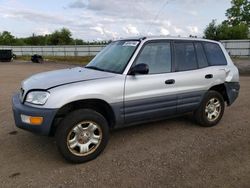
[203,42,227,66]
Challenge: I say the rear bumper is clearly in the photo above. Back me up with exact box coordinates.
[12,94,58,136]
[225,82,240,106]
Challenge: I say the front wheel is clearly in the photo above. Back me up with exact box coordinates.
[56,109,109,163]
[194,91,225,127]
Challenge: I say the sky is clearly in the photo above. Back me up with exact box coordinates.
[0,0,231,41]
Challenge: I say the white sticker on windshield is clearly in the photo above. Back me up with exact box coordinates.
[123,41,139,47]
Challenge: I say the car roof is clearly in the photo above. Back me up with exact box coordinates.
[117,36,220,44]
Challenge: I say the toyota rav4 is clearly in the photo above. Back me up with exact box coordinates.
[12,37,240,163]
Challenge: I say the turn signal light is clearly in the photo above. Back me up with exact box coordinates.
[21,114,43,125]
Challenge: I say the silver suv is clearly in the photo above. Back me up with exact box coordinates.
[12,37,240,163]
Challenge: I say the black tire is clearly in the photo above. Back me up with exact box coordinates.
[194,91,225,127]
[56,109,109,163]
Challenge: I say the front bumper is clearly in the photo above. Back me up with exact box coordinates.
[225,82,240,106]
[12,94,58,136]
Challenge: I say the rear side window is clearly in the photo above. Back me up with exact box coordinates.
[203,42,227,66]
[194,43,208,68]
[174,42,198,71]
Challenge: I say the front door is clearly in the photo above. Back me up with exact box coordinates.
[124,41,177,124]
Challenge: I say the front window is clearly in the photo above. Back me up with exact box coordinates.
[133,42,172,74]
[85,40,140,74]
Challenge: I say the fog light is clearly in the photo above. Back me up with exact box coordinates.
[21,114,43,125]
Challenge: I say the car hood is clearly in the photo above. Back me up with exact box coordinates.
[22,67,115,91]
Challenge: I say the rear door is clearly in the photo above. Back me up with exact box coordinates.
[202,42,228,82]
[172,41,215,113]
[124,41,177,124]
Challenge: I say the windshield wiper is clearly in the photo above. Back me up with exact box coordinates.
[85,65,119,74]
[85,66,106,72]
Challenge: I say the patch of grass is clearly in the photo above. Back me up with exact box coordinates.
[15,55,94,65]
[232,56,250,61]
[15,55,30,61]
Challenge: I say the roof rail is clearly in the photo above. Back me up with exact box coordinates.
[140,37,147,41]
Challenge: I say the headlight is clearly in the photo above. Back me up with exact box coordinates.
[26,91,50,105]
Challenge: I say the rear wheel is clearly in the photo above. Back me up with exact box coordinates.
[56,109,109,163]
[194,91,225,127]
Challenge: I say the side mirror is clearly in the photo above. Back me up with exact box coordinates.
[129,63,149,75]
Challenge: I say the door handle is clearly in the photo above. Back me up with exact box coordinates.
[165,79,175,85]
[205,74,213,79]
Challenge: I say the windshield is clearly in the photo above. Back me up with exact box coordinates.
[85,40,140,74]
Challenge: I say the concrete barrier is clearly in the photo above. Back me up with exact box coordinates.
[0,40,249,57]
[0,45,106,57]
[221,40,250,57]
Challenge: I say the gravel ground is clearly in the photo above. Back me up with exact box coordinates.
[0,61,250,188]
[233,58,250,75]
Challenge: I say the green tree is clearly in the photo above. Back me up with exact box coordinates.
[230,23,249,38]
[226,0,250,26]
[14,38,26,46]
[204,20,218,40]
[204,21,249,40]
[73,39,84,45]
[204,0,249,40]
[60,28,72,44]
[48,28,73,45]
[0,28,107,46]
[216,23,231,40]
[0,31,15,45]
[24,34,47,45]
[48,30,60,45]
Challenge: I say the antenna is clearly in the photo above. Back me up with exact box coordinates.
[146,0,169,35]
